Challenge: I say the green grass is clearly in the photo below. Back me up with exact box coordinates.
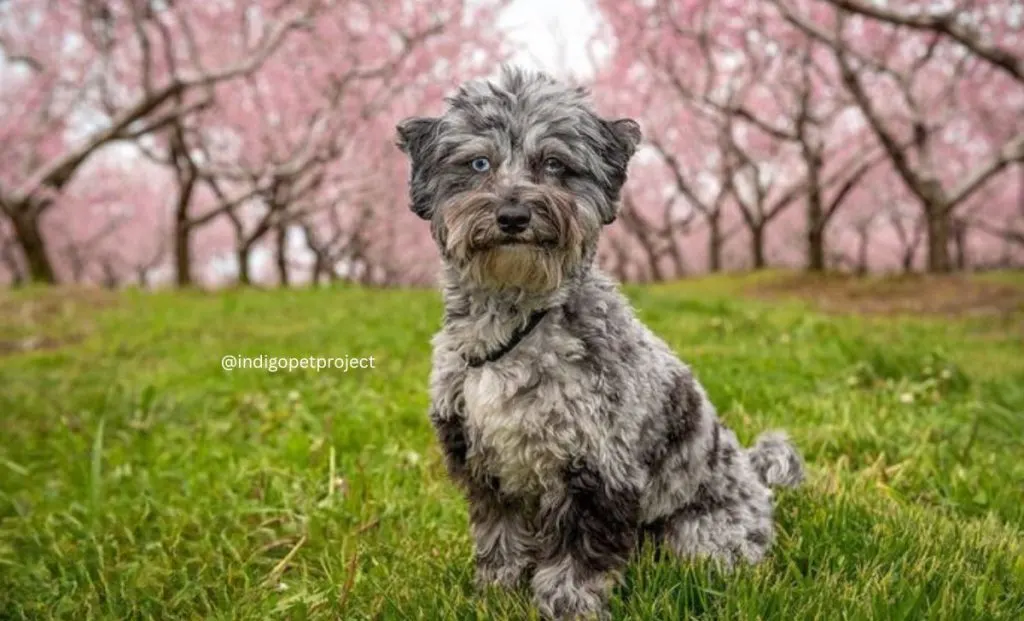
[1,275,1022,620]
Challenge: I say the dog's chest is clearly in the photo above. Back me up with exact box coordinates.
[461,352,594,495]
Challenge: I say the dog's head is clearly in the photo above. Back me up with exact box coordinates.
[395,66,641,293]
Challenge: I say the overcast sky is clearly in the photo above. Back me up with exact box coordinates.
[497,0,601,77]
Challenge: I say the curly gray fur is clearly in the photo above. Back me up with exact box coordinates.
[396,66,804,620]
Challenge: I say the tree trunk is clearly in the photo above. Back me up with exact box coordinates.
[275,224,289,287]
[237,245,253,286]
[750,224,767,270]
[68,254,86,283]
[174,219,193,287]
[1,242,25,286]
[1018,165,1024,220]
[645,248,663,282]
[707,213,723,273]
[100,261,118,290]
[856,230,869,276]
[310,253,324,285]
[806,184,826,272]
[925,204,952,273]
[902,248,916,274]
[170,137,198,288]
[808,224,826,272]
[666,234,685,278]
[10,208,57,284]
[65,242,86,283]
[1000,215,1014,268]
[607,242,629,282]
[951,218,968,271]
[632,236,660,282]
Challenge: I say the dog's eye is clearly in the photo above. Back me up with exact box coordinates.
[470,157,490,172]
[543,157,565,175]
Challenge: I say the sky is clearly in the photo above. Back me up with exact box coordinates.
[497,0,602,78]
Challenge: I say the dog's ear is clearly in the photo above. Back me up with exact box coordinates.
[596,117,642,225]
[395,116,441,220]
[396,117,438,155]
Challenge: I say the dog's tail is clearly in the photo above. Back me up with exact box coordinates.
[748,431,804,488]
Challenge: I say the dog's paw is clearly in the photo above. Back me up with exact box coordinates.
[532,569,610,620]
[474,560,530,591]
[533,587,608,621]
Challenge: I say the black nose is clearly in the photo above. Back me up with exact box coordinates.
[496,203,531,234]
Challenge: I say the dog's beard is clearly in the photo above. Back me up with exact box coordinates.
[467,244,567,292]
[440,188,587,293]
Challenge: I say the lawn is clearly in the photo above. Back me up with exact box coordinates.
[1,274,1022,620]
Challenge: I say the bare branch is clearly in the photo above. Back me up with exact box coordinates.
[947,134,1024,210]
[821,0,1024,84]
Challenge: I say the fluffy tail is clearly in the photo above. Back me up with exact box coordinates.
[749,431,804,488]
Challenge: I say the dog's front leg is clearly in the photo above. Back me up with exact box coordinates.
[468,483,535,590]
[429,404,470,484]
[531,462,640,620]
[430,405,534,589]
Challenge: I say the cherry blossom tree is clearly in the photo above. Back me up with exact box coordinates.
[30,146,176,287]
[592,0,1023,275]
[615,176,694,281]
[149,0,507,287]
[592,0,876,271]
[773,0,1024,272]
[0,0,322,284]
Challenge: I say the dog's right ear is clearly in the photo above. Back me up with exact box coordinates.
[395,116,441,220]
[395,117,439,155]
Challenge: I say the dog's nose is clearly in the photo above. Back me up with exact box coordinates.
[496,203,531,234]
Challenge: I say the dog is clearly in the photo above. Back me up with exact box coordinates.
[395,66,804,620]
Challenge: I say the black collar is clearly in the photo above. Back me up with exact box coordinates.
[463,308,551,368]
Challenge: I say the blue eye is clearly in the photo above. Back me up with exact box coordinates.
[543,157,565,175]
[470,157,490,172]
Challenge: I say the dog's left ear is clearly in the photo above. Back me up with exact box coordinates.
[596,117,642,225]
[396,116,441,220]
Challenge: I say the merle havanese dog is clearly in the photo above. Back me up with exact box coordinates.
[395,66,804,620]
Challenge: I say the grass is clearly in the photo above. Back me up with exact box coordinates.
[1,273,1022,620]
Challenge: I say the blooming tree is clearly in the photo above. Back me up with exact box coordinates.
[773,0,1024,271]
[0,0,321,283]
[186,0,508,287]
[592,0,1024,274]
